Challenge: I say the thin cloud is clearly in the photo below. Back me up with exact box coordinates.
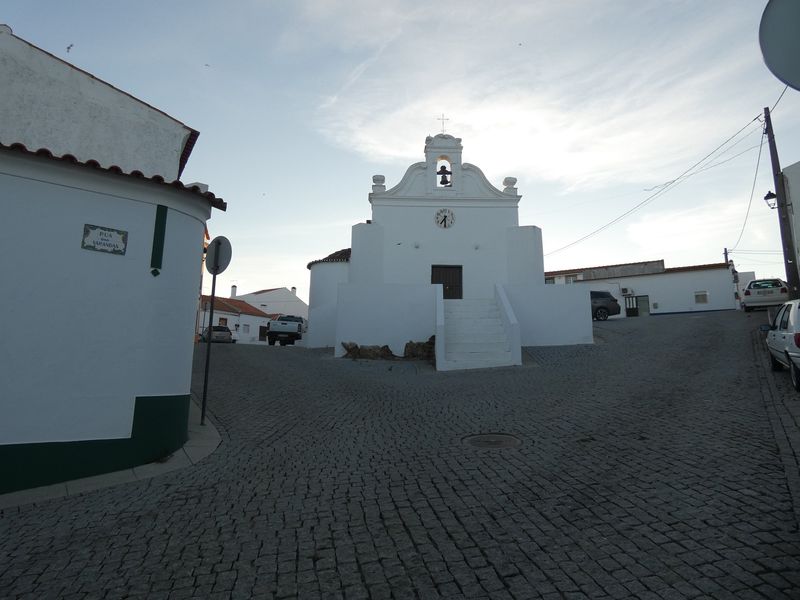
[311,2,769,190]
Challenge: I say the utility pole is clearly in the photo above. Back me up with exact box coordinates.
[764,106,800,299]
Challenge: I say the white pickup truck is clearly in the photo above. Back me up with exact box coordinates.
[266,315,305,346]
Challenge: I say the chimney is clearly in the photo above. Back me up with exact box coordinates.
[291,287,297,295]
[186,182,209,193]
[231,285,237,297]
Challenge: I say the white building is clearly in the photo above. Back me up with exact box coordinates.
[306,134,592,370]
[545,260,738,316]
[785,160,800,276]
[0,25,224,493]
[198,296,274,344]
[234,286,308,320]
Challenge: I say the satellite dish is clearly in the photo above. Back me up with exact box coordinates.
[760,0,800,91]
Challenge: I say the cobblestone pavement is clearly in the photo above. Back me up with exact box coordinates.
[2,311,800,599]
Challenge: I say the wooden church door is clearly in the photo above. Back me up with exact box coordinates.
[431,265,463,299]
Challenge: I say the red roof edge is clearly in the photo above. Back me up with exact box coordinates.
[178,129,199,177]
[307,248,352,270]
[200,295,271,318]
[1,141,226,211]
[664,262,729,274]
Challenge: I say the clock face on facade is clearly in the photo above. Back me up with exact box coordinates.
[435,208,455,229]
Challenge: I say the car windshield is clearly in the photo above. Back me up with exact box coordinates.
[212,326,230,332]
[278,316,302,322]
[591,291,613,299]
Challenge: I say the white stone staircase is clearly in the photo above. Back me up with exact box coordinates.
[440,299,517,370]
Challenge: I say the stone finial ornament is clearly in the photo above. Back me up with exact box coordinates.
[503,177,518,194]
[372,174,386,193]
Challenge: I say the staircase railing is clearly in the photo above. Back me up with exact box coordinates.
[434,284,446,369]
[495,284,522,366]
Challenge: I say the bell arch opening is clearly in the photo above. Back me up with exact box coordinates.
[436,156,452,188]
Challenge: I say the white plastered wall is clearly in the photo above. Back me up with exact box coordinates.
[785,161,800,267]
[306,262,349,348]
[370,203,521,298]
[334,284,437,357]
[236,288,309,320]
[506,284,593,346]
[0,151,211,444]
[0,26,191,180]
[574,268,735,314]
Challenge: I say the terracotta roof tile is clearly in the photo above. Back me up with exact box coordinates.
[307,248,351,270]
[544,260,663,277]
[664,262,729,274]
[200,296,270,317]
[546,261,730,280]
[1,142,225,211]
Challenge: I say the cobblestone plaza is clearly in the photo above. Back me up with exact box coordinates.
[2,311,800,599]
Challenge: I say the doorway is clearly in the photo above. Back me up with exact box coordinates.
[431,265,463,299]
[625,295,651,317]
[636,295,651,316]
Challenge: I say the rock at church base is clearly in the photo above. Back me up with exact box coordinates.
[340,337,436,364]
[341,342,396,360]
[403,336,436,362]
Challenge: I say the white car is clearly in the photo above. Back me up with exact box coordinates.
[742,278,789,312]
[762,299,800,391]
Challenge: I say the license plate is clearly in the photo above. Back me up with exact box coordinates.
[757,290,772,295]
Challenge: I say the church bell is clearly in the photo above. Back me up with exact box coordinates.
[437,165,452,186]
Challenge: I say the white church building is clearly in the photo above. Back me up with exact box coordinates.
[306,134,592,370]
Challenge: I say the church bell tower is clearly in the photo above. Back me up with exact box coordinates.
[424,134,463,193]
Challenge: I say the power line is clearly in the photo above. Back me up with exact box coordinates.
[694,142,762,175]
[772,85,789,112]
[729,127,766,251]
[544,114,762,256]
[736,258,786,266]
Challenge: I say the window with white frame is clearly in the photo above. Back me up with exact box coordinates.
[243,324,250,334]
[694,291,708,304]
[565,274,578,284]
[545,277,555,285]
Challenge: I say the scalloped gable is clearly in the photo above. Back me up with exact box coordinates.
[369,134,520,203]
[374,162,513,201]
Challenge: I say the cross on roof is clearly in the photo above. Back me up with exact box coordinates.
[436,113,449,134]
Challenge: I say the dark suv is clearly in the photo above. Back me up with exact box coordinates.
[590,291,621,321]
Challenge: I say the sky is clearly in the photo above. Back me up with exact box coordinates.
[4,1,800,303]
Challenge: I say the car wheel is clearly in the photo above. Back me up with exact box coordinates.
[279,340,287,346]
[791,359,800,392]
[770,352,784,371]
[595,308,609,321]
[268,338,276,346]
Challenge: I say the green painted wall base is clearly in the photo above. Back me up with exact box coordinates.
[0,394,189,495]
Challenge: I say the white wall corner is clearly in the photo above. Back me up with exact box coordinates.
[495,284,522,366]
[434,284,446,370]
